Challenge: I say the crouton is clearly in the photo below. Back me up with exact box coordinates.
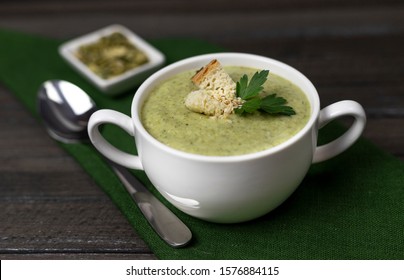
[185,59,242,118]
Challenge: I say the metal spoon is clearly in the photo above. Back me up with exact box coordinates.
[37,80,192,248]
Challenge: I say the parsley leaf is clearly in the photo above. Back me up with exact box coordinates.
[236,70,269,100]
[236,74,248,99]
[235,70,296,116]
[260,94,296,116]
[235,98,262,114]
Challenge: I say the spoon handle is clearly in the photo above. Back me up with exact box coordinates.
[108,161,192,248]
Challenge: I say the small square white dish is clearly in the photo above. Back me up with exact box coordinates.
[59,24,165,95]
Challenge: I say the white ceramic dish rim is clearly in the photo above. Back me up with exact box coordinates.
[132,52,321,163]
[58,24,165,88]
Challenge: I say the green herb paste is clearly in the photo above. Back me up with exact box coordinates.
[76,32,148,79]
[141,67,311,156]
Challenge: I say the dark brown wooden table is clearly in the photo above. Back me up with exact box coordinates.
[1,0,403,260]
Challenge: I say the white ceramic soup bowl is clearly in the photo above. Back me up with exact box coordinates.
[88,53,366,223]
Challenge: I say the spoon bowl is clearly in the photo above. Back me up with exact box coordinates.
[38,80,97,143]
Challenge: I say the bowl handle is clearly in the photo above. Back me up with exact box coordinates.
[87,109,143,170]
[313,100,366,163]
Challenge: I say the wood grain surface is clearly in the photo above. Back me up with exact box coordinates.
[0,0,403,259]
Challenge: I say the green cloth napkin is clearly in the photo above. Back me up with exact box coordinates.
[1,29,403,260]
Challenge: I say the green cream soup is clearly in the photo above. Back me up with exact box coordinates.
[141,67,311,156]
